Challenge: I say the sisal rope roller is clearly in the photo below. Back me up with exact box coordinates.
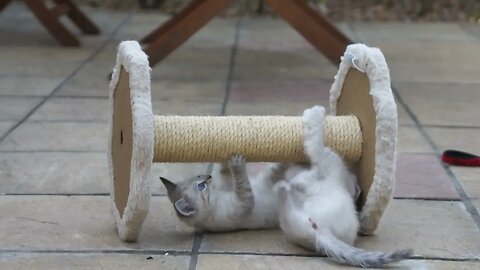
[154,115,363,163]
[109,41,398,242]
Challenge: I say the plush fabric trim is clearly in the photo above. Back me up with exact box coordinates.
[108,41,154,241]
[330,44,398,235]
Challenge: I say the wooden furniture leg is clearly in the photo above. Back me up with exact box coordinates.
[24,0,80,46]
[54,0,100,35]
[265,0,351,65]
[142,0,233,67]
[3,0,100,46]
[0,0,14,12]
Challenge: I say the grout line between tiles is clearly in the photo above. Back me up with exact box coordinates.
[188,233,204,270]
[349,24,480,231]
[198,251,480,262]
[218,17,242,117]
[1,249,478,262]
[393,197,461,201]
[0,12,133,144]
[399,123,480,129]
[0,249,191,256]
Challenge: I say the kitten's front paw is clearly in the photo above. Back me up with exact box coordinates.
[228,154,246,170]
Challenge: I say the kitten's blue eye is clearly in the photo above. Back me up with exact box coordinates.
[197,182,206,191]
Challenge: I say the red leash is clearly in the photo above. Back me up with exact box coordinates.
[442,150,480,167]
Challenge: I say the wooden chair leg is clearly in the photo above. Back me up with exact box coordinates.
[23,0,80,46]
[142,0,233,67]
[53,0,100,35]
[0,0,14,12]
[265,0,351,65]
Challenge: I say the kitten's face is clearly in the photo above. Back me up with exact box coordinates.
[160,175,212,225]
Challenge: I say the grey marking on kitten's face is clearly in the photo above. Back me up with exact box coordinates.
[160,175,212,219]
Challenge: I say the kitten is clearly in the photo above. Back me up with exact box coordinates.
[160,155,285,231]
[273,105,412,268]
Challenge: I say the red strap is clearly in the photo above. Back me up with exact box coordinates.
[442,150,480,167]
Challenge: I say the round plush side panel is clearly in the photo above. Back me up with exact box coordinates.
[108,41,154,241]
[330,44,398,235]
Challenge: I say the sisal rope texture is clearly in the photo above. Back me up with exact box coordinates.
[153,115,362,163]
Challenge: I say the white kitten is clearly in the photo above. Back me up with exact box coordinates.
[161,155,285,231]
[273,106,412,268]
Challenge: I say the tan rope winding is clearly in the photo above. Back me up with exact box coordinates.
[153,115,362,163]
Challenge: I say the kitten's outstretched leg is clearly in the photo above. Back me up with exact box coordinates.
[303,106,342,177]
[302,106,326,167]
[228,154,254,217]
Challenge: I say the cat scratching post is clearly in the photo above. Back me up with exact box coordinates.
[108,41,397,241]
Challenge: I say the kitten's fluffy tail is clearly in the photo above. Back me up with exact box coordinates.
[315,230,413,268]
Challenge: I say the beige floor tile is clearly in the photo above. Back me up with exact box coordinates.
[153,100,222,116]
[197,254,352,270]
[237,19,355,52]
[151,47,231,82]
[197,254,480,270]
[354,22,477,43]
[0,196,193,251]
[0,59,82,78]
[0,97,41,120]
[0,121,15,136]
[451,167,480,199]
[234,49,337,81]
[424,260,480,270]
[395,154,459,199]
[226,100,330,116]
[368,41,480,83]
[54,60,114,97]
[0,254,190,270]
[0,153,208,195]
[0,77,62,96]
[395,82,480,127]
[0,122,107,151]
[201,229,308,254]
[238,18,320,52]
[426,127,480,154]
[397,105,415,125]
[357,200,480,259]
[0,152,108,194]
[30,98,109,122]
[150,80,225,103]
[397,126,433,153]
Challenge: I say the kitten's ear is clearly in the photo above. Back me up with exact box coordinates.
[160,177,176,193]
[174,198,197,216]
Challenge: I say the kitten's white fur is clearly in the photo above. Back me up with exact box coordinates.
[161,156,283,232]
[273,106,412,268]
[200,160,281,231]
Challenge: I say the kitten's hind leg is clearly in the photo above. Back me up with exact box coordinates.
[259,163,290,185]
[302,106,326,166]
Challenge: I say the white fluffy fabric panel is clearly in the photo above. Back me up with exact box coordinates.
[330,44,398,235]
[108,41,154,241]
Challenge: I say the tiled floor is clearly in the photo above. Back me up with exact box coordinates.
[1,3,479,269]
